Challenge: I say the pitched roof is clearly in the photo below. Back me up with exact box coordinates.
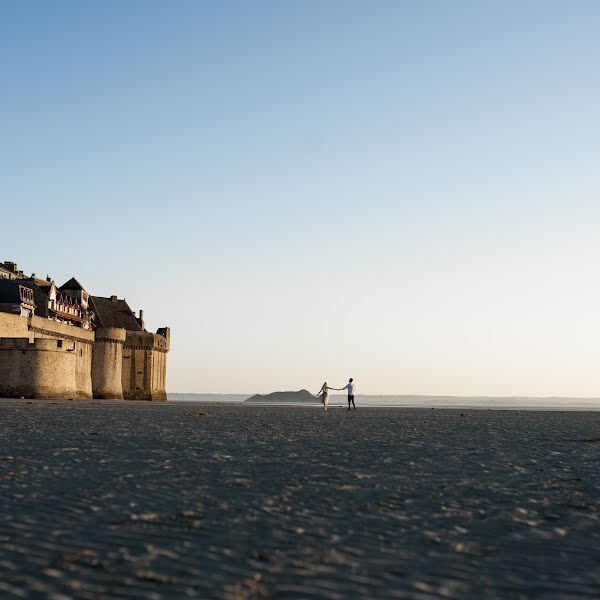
[32,277,52,289]
[60,277,86,291]
[0,279,22,303]
[89,296,142,331]
[23,280,51,318]
[0,279,50,317]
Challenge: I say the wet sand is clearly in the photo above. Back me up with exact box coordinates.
[2,400,600,599]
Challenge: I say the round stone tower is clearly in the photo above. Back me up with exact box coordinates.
[91,327,126,399]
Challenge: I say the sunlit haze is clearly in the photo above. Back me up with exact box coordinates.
[2,1,599,396]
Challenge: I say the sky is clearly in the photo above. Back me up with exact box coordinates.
[1,1,599,396]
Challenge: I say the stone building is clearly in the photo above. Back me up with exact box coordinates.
[0,261,25,280]
[0,261,170,401]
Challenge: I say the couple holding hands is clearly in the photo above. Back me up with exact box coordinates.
[317,378,355,412]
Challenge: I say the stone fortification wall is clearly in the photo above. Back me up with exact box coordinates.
[75,342,93,398]
[29,316,94,340]
[0,312,31,339]
[122,329,169,401]
[0,313,169,401]
[0,338,38,397]
[29,316,94,399]
[0,314,94,399]
[91,327,126,399]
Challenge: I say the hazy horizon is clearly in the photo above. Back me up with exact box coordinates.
[2,1,599,397]
[170,391,600,399]
[167,392,600,410]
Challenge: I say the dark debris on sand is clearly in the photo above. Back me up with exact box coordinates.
[2,401,600,599]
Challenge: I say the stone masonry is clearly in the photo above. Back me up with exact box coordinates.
[0,262,170,401]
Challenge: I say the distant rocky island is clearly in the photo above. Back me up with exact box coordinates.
[245,389,317,404]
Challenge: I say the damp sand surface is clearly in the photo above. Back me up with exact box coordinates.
[2,400,600,599]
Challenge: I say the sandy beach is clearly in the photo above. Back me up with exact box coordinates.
[2,400,600,599]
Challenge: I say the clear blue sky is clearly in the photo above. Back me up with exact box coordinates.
[2,1,599,395]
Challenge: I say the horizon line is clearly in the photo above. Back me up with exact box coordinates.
[169,392,600,400]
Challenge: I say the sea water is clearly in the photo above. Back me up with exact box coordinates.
[168,393,600,410]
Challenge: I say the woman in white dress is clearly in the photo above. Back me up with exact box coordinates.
[317,381,334,411]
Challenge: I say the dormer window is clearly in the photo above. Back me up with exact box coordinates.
[19,286,34,306]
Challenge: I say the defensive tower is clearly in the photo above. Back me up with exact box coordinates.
[0,261,170,401]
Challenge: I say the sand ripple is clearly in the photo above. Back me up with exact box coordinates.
[1,401,600,598]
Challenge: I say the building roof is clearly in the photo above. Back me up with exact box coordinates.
[32,277,52,289]
[89,296,142,331]
[23,280,51,318]
[0,263,22,280]
[60,277,86,291]
[0,279,50,317]
[0,279,22,304]
[49,308,83,323]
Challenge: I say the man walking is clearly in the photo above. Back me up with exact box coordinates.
[341,378,356,411]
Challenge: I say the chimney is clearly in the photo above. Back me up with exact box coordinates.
[111,295,117,302]
[46,276,51,283]
[138,309,145,331]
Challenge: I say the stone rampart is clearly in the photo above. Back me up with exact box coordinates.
[0,313,94,399]
[0,312,32,340]
[122,330,168,401]
[28,315,95,344]
[0,313,168,401]
[0,337,92,399]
